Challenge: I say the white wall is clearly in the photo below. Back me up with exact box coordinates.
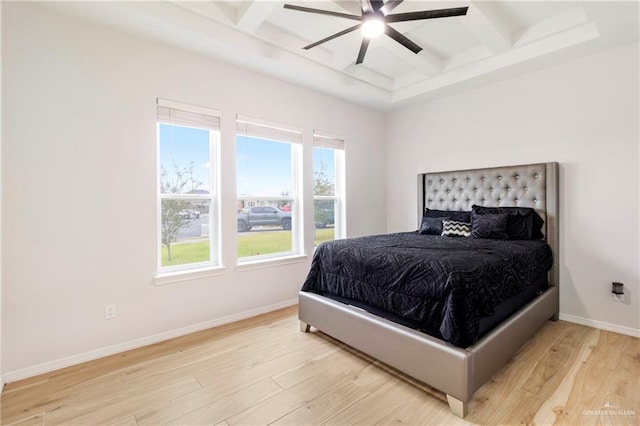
[387,42,640,335]
[1,3,386,377]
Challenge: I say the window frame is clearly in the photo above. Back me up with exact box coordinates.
[156,99,222,277]
[313,131,346,243]
[235,114,303,264]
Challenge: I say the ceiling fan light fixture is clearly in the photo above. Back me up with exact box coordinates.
[284,2,469,64]
[361,16,385,39]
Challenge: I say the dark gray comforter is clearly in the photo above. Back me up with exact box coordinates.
[301,232,552,347]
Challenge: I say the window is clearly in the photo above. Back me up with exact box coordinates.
[236,115,302,262]
[313,132,345,246]
[157,99,220,274]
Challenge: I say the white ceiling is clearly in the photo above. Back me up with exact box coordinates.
[39,1,639,111]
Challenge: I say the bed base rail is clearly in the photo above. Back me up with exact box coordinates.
[299,286,559,419]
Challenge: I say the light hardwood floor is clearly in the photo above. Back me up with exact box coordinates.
[1,306,638,425]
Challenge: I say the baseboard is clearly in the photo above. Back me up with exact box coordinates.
[1,376,5,393]
[3,298,298,383]
[559,313,640,338]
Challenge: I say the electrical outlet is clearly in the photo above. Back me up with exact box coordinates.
[611,282,624,303]
[105,304,116,320]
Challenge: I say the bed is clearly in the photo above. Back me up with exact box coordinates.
[298,162,559,418]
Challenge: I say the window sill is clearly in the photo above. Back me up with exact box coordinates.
[154,266,226,286]
[235,254,308,272]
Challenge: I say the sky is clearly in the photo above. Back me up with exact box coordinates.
[159,124,335,196]
[159,124,210,193]
[236,135,292,196]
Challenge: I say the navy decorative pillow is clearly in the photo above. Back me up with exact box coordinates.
[471,205,544,240]
[471,211,510,240]
[424,208,471,224]
[441,220,471,237]
[419,216,449,235]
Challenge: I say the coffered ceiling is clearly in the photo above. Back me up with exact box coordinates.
[39,1,639,111]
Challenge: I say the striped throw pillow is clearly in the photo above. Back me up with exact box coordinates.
[441,220,471,237]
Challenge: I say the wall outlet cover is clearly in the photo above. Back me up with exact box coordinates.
[105,304,116,319]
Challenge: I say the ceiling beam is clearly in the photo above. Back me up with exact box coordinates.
[331,32,441,76]
[393,70,430,91]
[514,7,589,47]
[462,1,512,53]
[329,0,363,16]
[393,21,600,104]
[256,22,335,65]
[169,0,236,26]
[333,48,358,69]
[444,45,492,71]
[342,63,395,91]
[377,36,442,76]
[236,1,283,32]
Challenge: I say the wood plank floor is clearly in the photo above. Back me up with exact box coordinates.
[1,306,638,425]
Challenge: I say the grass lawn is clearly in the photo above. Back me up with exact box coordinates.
[161,228,335,266]
[161,240,210,267]
[238,230,292,257]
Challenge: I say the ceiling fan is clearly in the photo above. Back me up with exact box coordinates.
[283,1,468,65]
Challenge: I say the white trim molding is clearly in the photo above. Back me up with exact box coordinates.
[235,254,308,272]
[3,299,298,383]
[154,266,226,286]
[559,313,640,338]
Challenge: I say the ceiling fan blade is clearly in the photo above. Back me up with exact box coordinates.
[378,0,404,15]
[386,6,468,23]
[356,38,371,64]
[283,4,362,21]
[384,25,422,54]
[303,24,362,49]
[370,0,384,12]
[358,0,373,14]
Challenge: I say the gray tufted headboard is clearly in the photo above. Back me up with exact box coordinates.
[418,162,559,287]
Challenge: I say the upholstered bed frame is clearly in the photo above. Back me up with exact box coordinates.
[298,162,559,418]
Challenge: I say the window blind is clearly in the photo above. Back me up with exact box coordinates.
[313,132,345,150]
[236,115,302,144]
[157,99,221,131]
